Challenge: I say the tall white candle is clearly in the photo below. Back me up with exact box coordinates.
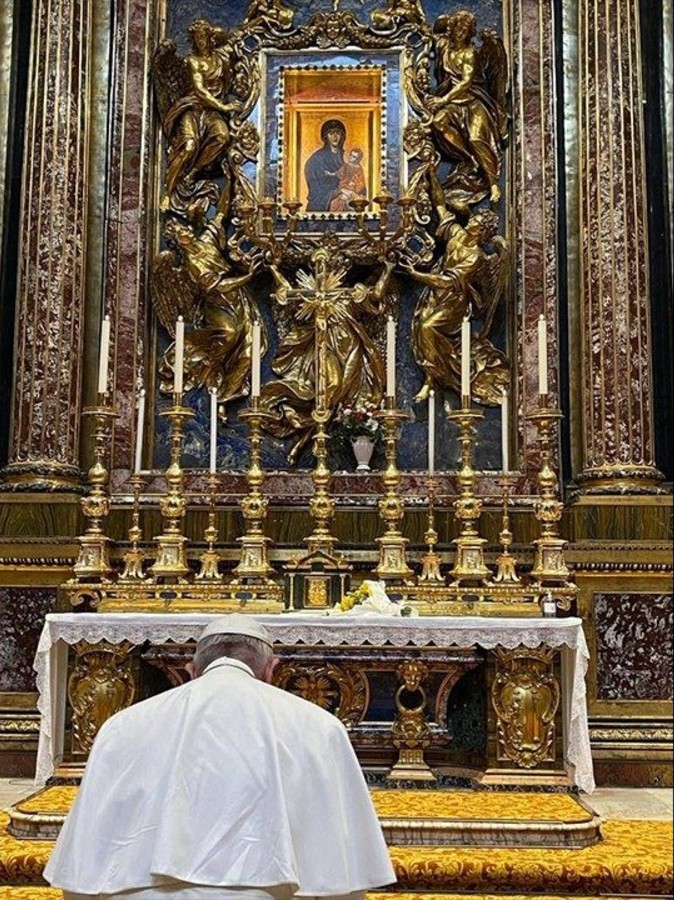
[209,387,217,474]
[97,315,111,394]
[500,389,509,474]
[461,316,471,400]
[133,388,146,474]
[428,389,435,475]
[386,316,396,398]
[537,314,548,396]
[174,316,184,395]
[251,320,261,397]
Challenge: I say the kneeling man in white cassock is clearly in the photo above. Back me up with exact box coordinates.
[45,614,396,900]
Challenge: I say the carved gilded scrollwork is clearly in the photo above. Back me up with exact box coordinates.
[149,6,511,458]
[490,647,560,769]
[273,661,368,727]
[68,642,135,755]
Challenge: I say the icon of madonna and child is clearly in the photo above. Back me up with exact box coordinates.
[304,119,367,213]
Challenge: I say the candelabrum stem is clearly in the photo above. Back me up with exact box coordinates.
[527,404,570,586]
[374,397,412,581]
[232,398,276,581]
[418,475,444,584]
[148,395,193,581]
[196,474,222,581]
[493,474,520,584]
[73,398,118,581]
[119,473,146,581]
[305,412,337,557]
[446,403,489,585]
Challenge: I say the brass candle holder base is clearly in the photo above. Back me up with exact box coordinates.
[418,476,445,584]
[232,400,277,583]
[196,474,222,581]
[73,400,119,582]
[374,399,413,581]
[149,398,193,582]
[527,404,571,587]
[119,473,146,581]
[447,404,489,586]
[493,474,520,584]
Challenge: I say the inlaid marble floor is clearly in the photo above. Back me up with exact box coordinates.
[1,777,672,819]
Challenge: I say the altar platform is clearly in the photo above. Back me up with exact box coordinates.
[33,613,595,793]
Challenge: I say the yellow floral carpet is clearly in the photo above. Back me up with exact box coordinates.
[1,809,672,895]
[371,789,594,822]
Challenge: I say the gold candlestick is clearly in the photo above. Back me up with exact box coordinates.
[148,394,193,581]
[447,401,490,584]
[493,474,520,583]
[196,473,223,581]
[527,401,570,586]
[73,398,118,581]
[418,475,444,583]
[305,406,337,556]
[374,397,413,581]
[119,472,146,581]
[232,397,277,581]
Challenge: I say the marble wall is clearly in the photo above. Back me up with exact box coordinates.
[0,588,57,693]
[594,592,673,701]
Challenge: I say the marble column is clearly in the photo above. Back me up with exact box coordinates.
[576,0,665,494]
[2,0,92,491]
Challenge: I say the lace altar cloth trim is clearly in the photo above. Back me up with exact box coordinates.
[34,614,594,794]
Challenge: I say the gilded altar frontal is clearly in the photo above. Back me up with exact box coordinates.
[0,0,671,796]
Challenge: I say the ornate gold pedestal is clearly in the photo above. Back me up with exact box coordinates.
[374,400,413,582]
[447,405,490,585]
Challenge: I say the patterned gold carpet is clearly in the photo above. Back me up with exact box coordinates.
[371,788,594,821]
[1,808,672,895]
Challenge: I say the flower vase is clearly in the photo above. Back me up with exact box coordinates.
[352,435,374,472]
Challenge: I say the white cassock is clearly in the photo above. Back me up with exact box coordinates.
[45,657,396,900]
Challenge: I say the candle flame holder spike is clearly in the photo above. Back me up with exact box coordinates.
[527,402,571,591]
[418,475,445,584]
[196,473,223,581]
[231,397,277,583]
[119,472,147,581]
[446,400,490,585]
[73,397,119,581]
[373,397,413,581]
[148,393,193,582]
[492,474,521,584]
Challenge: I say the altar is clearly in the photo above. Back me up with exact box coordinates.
[34,612,595,794]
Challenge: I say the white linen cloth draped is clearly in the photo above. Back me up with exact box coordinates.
[34,613,595,793]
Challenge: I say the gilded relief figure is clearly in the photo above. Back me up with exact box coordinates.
[402,208,509,403]
[153,215,266,407]
[409,11,507,213]
[153,20,243,218]
[242,0,294,32]
[259,259,395,464]
[371,0,425,32]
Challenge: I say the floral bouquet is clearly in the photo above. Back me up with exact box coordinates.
[327,580,416,617]
[331,402,382,445]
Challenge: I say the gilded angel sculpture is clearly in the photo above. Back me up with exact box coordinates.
[152,19,242,218]
[152,214,266,407]
[259,258,395,465]
[411,10,508,213]
[371,0,425,32]
[403,208,510,404]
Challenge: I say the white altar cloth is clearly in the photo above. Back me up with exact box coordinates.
[34,612,595,793]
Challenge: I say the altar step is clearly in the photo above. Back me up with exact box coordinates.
[8,785,603,848]
[2,800,672,897]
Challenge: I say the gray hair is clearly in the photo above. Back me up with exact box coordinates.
[192,633,274,678]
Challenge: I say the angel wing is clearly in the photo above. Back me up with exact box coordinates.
[474,236,509,337]
[477,29,509,135]
[149,248,199,337]
[151,40,192,124]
